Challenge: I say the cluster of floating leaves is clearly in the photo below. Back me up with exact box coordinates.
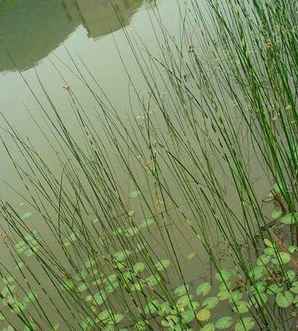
[0,274,38,331]
[2,202,297,330]
[14,230,40,258]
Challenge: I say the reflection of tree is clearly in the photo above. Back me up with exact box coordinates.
[0,0,79,72]
[63,0,143,39]
[0,0,155,73]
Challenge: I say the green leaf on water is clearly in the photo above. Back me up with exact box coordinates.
[133,262,145,273]
[129,190,140,199]
[112,313,124,324]
[288,245,297,254]
[217,270,234,281]
[290,284,298,294]
[202,296,219,309]
[113,250,131,262]
[279,213,298,225]
[181,309,195,323]
[187,252,196,260]
[196,308,211,321]
[264,247,275,256]
[97,310,110,322]
[94,292,107,306]
[78,283,87,292]
[196,282,211,296]
[144,299,160,315]
[234,301,248,314]
[155,259,170,271]
[249,265,265,280]
[217,290,230,301]
[177,295,193,308]
[271,209,283,220]
[215,316,233,329]
[280,252,291,264]
[21,212,33,220]
[276,291,293,308]
[200,323,215,331]
[174,284,189,297]
[235,317,255,331]
[256,254,271,266]
[145,275,161,287]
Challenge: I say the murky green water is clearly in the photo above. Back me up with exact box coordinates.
[0,1,272,330]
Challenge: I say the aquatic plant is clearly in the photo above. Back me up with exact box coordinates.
[0,0,297,330]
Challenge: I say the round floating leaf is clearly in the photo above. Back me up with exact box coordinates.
[288,245,297,254]
[234,301,248,314]
[264,247,275,256]
[271,209,283,220]
[235,317,255,331]
[249,265,265,280]
[106,274,118,284]
[202,296,219,309]
[181,309,195,323]
[130,282,144,292]
[217,290,230,301]
[113,250,131,262]
[112,313,124,324]
[201,323,215,331]
[279,213,298,225]
[264,239,273,247]
[174,284,189,297]
[196,308,211,321]
[145,275,161,287]
[21,212,33,220]
[215,316,233,329]
[187,252,196,260]
[177,295,193,309]
[133,262,145,273]
[196,282,211,296]
[279,252,291,264]
[94,292,107,306]
[155,259,170,271]
[77,283,87,292]
[256,254,271,266]
[290,285,298,295]
[216,271,233,282]
[267,283,282,294]
[144,300,160,315]
[158,301,173,316]
[276,291,294,308]
[129,190,140,199]
[97,310,110,322]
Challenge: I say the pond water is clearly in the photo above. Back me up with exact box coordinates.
[0,1,272,330]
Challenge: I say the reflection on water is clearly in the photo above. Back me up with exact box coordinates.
[64,0,143,39]
[0,0,145,73]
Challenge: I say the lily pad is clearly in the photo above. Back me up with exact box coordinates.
[174,284,189,297]
[155,259,170,271]
[201,323,215,331]
[276,291,294,308]
[202,296,219,309]
[196,282,211,296]
[215,316,234,329]
[235,317,255,331]
[196,308,211,321]
[279,213,298,225]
